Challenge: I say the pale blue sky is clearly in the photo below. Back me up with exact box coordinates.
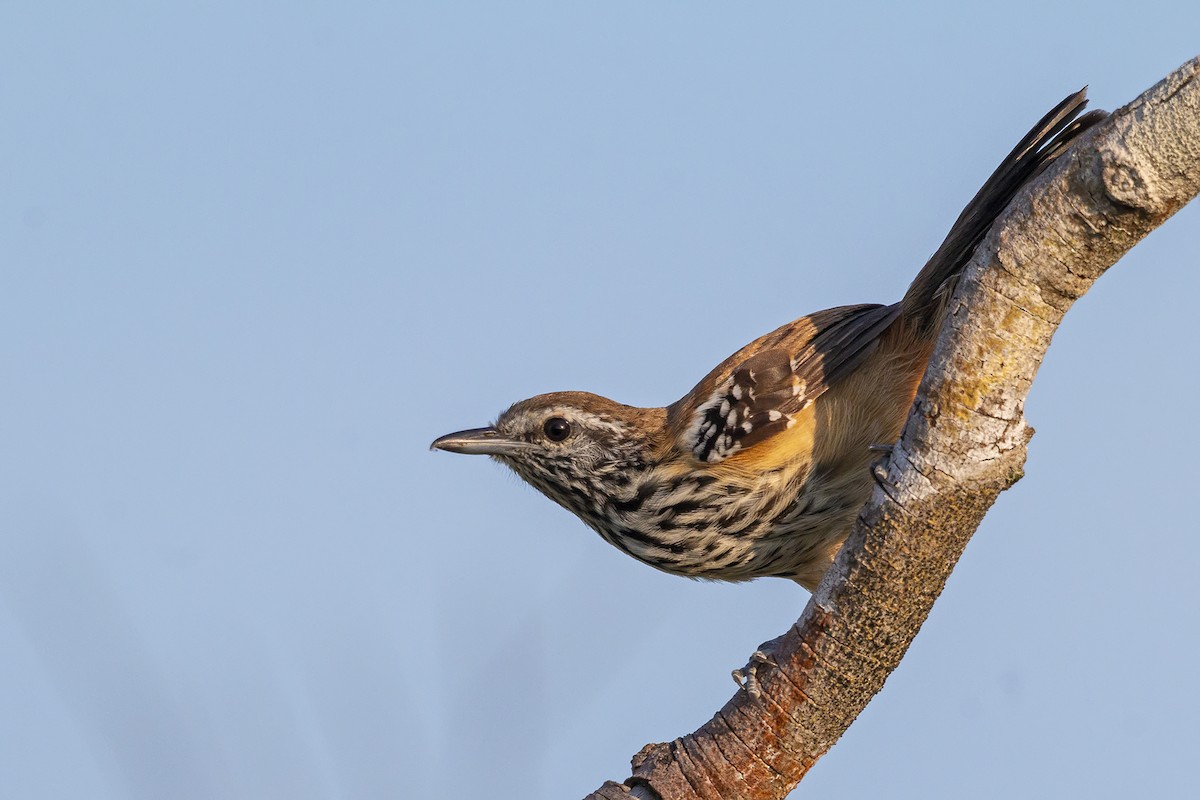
[3,3,1198,798]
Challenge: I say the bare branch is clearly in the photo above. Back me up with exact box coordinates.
[584,55,1200,800]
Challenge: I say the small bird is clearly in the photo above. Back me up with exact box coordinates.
[432,91,1104,591]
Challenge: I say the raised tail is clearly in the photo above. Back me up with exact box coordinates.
[899,89,1107,333]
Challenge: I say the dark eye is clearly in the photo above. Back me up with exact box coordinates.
[543,417,572,442]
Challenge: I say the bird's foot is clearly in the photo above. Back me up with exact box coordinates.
[869,443,897,492]
[871,456,908,504]
[871,461,893,489]
[732,634,786,699]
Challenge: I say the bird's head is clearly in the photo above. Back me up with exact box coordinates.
[431,391,667,516]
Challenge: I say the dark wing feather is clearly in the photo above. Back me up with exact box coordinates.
[682,303,900,463]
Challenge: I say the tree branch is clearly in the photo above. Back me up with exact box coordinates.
[584,55,1200,800]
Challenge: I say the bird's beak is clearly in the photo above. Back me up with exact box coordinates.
[430,426,535,456]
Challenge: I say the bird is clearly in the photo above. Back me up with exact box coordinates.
[432,90,1105,591]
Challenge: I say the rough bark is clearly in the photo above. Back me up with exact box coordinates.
[584,55,1200,800]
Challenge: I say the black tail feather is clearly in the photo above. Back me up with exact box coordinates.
[900,89,1106,332]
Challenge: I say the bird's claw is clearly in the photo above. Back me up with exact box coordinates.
[871,462,892,489]
[732,635,785,699]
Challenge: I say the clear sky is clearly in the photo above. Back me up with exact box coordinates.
[2,3,1198,798]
